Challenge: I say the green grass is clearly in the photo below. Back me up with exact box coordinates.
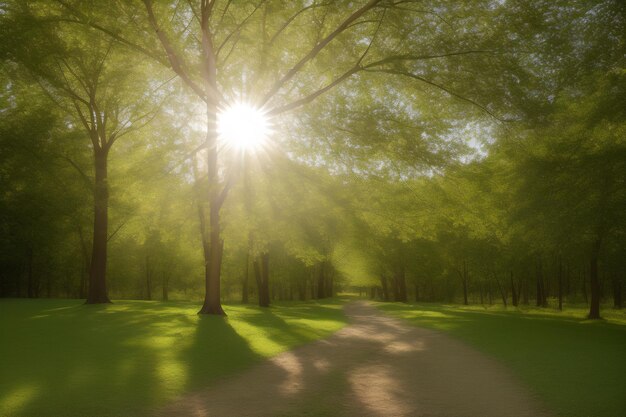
[0,298,347,417]
[376,302,626,417]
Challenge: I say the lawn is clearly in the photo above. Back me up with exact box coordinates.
[0,298,347,417]
[376,302,626,417]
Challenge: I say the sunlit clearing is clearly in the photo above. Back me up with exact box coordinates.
[217,102,270,151]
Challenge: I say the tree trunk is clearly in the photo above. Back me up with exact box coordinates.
[461,261,469,305]
[613,274,623,309]
[588,239,602,319]
[565,262,571,300]
[298,281,306,301]
[316,262,326,299]
[162,274,169,301]
[242,249,249,304]
[395,268,407,302]
[86,150,111,304]
[260,252,270,307]
[145,255,152,301]
[510,271,518,307]
[46,270,52,298]
[327,266,334,298]
[26,247,36,298]
[479,282,484,305]
[612,274,622,309]
[380,275,389,301]
[494,273,507,307]
[521,272,529,305]
[414,281,420,302]
[558,256,563,311]
[535,257,546,307]
[391,272,400,301]
[198,94,226,316]
[254,252,270,308]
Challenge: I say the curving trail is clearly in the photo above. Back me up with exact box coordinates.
[156,301,552,417]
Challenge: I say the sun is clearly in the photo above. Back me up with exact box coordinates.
[217,102,270,151]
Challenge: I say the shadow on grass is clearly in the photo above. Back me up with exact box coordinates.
[0,298,348,417]
[183,314,260,392]
[1,299,180,416]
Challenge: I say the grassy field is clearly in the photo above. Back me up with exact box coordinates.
[0,298,347,417]
[376,302,626,417]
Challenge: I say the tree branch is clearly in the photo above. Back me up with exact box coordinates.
[269,2,331,45]
[260,0,383,107]
[216,0,266,59]
[269,65,362,115]
[365,68,504,121]
[143,0,212,103]
[52,2,166,65]
[362,50,492,69]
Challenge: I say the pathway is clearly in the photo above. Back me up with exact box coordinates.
[157,301,552,417]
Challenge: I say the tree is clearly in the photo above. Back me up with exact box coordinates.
[1,3,168,303]
[54,0,519,314]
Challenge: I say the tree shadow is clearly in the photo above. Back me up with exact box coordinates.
[182,313,261,392]
[157,301,556,417]
[0,299,260,416]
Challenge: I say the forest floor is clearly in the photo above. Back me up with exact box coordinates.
[156,301,553,417]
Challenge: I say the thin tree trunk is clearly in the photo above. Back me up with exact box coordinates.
[327,266,334,298]
[613,274,622,309]
[26,246,36,298]
[254,252,270,307]
[396,267,407,302]
[494,273,507,307]
[380,275,389,301]
[162,273,169,301]
[479,282,484,305]
[145,255,152,301]
[86,150,111,304]
[298,280,306,301]
[522,271,529,305]
[588,239,602,319]
[535,257,546,307]
[391,272,400,301]
[558,256,563,311]
[260,252,270,307]
[242,248,250,304]
[461,261,469,305]
[46,270,52,298]
[565,262,571,300]
[510,271,518,307]
[317,262,326,299]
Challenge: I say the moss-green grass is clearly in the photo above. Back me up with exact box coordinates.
[0,298,347,417]
[376,302,626,417]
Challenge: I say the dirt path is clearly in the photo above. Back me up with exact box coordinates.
[157,302,552,417]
